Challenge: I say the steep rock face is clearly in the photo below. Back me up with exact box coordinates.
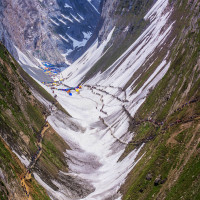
[0,1,16,57]
[80,0,156,81]
[0,0,101,66]
[52,0,101,63]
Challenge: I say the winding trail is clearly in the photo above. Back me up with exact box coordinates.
[87,86,128,144]
[89,87,128,144]
[20,122,50,200]
[43,79,200,147]
[85,85,128,103]
[99,116,128,145]
[39,77,200,199]
[83,86,200,146]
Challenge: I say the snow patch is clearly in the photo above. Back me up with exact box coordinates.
[33,173,70,200]
[61,14,73,23]
[50,18,60,26]
[62,27,115,85]
[15,46,39,69]
[87,0,100,14]
[70,14,81,23]
[77,13,84,20]
[12,150,30,167]
[59,34,69,43]
[57,18,67,25]
[64,3,72,9]
[66,34,88,48]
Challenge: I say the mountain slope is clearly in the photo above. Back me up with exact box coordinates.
[0,42,76,200]
[0,0,101,66]
[0,42,50,199]
[54,0,199,199]
[121,0,200,199]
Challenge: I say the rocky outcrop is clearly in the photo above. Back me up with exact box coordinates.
[0,0,101,65]
[97,0,155,47]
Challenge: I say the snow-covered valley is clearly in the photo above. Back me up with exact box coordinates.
[1,0,200,199]
[22,0,175,199]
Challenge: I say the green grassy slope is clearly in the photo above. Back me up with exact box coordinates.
[0,42,69,199]
[120,1,200,199]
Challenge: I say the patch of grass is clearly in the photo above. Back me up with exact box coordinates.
[26,102,45,130]
[165,155,200,200]
[43,140,63,168]
[0,139,22,178]
[0,136,49,199]
[122,124,195,200]
[30,179,50,200]
[0,45,6,60]
[42,130,68,172]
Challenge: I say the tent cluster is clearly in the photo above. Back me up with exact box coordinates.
[39,62,61,77]
[39,61,82,97]
[41,80,63,87]
[41,80,82,96]
[57,85,82,96]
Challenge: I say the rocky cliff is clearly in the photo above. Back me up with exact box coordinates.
[0,0,101,66]
[81,0,156,81]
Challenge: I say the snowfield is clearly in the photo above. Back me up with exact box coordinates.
[14,0,174,200]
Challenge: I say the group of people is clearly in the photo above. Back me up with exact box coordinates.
[40,61,83,97]
[21,178,30,199]
[41,80,82,96]
[57,85,82,96]
[29,144,42,168]
[39,62,60,77]
[173,98,199,113]
[133,97,199,130]
[20,122,49,199]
